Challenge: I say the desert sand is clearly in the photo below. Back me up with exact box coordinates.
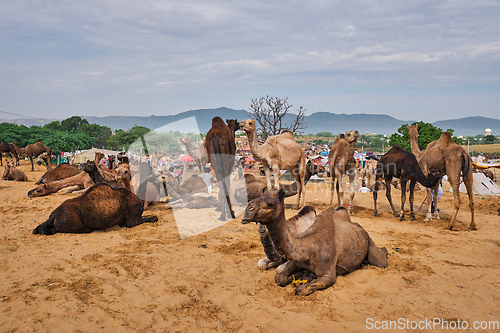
[1,160,500,332]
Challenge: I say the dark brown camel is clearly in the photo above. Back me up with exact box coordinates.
[242,189,388,296]
[0,141,19,166]
[33,183,158,235]
[205,117,238,221]
[78,160,121,188]
[12,141,52,171]
[36,162,81,184]
[373,145,444,221]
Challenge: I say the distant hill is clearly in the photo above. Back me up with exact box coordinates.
[1,108,498,136]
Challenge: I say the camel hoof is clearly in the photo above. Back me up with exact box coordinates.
[374,213,380,217]
[470,224,477,231]
[410,216,417,221]
[394,213,400,218]
[294,284,310,296]
[399,216,405,221]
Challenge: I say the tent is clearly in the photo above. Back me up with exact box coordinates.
[459,173,500,196]
[72,148,123,164]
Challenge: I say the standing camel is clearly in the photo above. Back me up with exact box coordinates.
[12,141,52,171]
[0,141,19,166]
[408,125,475,230]
[328,131,359,212]
[239,119,307,210]
[205,117,238,221]
[179,136,208,172]
[373,145,444,221]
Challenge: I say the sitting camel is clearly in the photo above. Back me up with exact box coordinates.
[328,131,359,212]
[373,145,444,221]
[36,162,81,184]
[33,183,158,235]
[2,161,28,181]
[408,124,475,230]
[179,136,208,172]
[240,119,307,210]
[115,162,160,210]
[242,189,388,296]
[28,172,94,197]
[78,160,121,189]
[12,141,52,171]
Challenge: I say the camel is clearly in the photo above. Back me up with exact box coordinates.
[2,161,28,181]
[0,141,19,166]
[12,141,52,171]
[181,175,208,194]
[115,163,160,210]
[359,157,378,188]
[373,145,444,221]
[328,131,359,212]
[78,160,121,189]
[242,189,388,296]
[240,119,307,210]
[408,125,475,230]
[28,172,94,197]
[179,137,208,172]
[235,161,325,270]
[36,162,80,184]
[205,117,238,220]
[33,183,158,235]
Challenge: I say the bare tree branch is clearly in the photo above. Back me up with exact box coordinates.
[248,96,307,140]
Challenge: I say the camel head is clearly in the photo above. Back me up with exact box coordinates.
[306,160,325,175]
[345,130,359,144]
[178,136,190,144]
[242,188,286,225]
[79,160,97,173]
[407,124,418,137]
[27,184,47,198]
[226,119,239,133]
[12,141,19,148]
[114,163,131,181]
[239,119,256,133]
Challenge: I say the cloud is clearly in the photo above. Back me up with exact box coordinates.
[0,0,498,120]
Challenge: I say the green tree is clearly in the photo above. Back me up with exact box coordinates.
[484,135,496,144]
[107,126,151,151]
[61,116,89,133]
[389,121,460,151]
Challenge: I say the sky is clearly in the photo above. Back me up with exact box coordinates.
[1,0,499,122]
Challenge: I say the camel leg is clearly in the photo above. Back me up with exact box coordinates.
[447,174,462,230]
[432,183,441,219]
[263,163,272,190]
[336,170,343,207]
[275,260,300,287]
[424,187,434,222]
[30,156,34,171]
[291,164,303,210]
[347,168,356,213]
[329,164,336,205]
[295,273,336,296]
[373,177,381,217]
[408,179,417,221]
[385,176,399,217]
[399,179,407,221]
[258,223,286,270]
[463,174,476,230]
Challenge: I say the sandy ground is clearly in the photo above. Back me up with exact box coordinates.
[1,160,500,332]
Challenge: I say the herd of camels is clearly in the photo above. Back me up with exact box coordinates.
[1,117,479,295]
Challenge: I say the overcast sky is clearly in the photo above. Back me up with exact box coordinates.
[1,0,499,122]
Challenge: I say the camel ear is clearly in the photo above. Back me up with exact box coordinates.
[407,124,410,129]
[262,187,267,194]
[278,188,286,201]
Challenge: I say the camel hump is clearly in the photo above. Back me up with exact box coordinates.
[297,205,316,217]
[212,116,225,126]
[439,132,454,144]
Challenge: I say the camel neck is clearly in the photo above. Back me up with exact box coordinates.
[408,132,422,155]
[183,140,194,155]
[266,210,295,258]
[246,130,263,160]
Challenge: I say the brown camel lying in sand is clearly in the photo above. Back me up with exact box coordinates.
[27,172,94,197]
[33,183,158,235]
[242,189,388,296]
[2,161,28,181]
[36,162,81,184]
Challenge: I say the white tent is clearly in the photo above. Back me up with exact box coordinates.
[459,173,500,196]
[72,148,123,164]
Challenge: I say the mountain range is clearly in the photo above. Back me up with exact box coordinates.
[1,107,499,136]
